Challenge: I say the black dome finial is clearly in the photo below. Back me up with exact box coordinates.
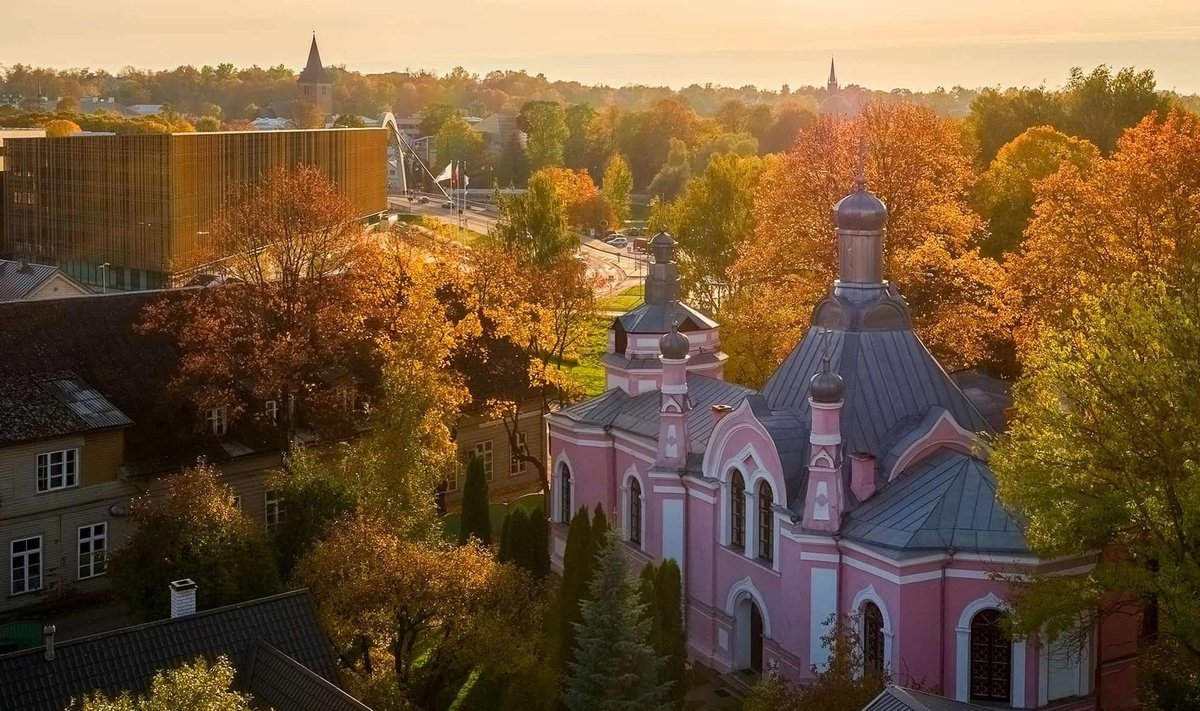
[809,329,844,403]
[659,303,690,360]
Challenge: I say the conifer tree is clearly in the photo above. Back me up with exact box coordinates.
[637,564,661,652]
[557,508,593,668]
[564,532,669,711]
[458,455,492,546]
[498,506,528,565]
[656,559,688,706]
[526,505,551,579]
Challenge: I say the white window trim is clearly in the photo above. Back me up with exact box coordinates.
[78,523,108,580]
[205,406,227,436]
[10,535,43,596]
[265,490,283,532]
[473,440,494,482]
[510,432,529,476]
[36,448,79,493]
[553,451,575,524]
[852,584,894,674]
[746,473,778,570]
[954,592,1027,707]
[265,399,278,424]
[621,466,647,551]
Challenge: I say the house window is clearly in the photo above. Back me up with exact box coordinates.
[37,449,78,492]
[757,481,774,563]
[730,470,746,550]
[969,609,1011,702]
[78,523,107,579]
[265,490,284,533]
[265,399,278,424]
[339,386,356,411]
[558,463,572,523]
[11,536,42,595]
[862,601,885,675]
[446,460,461,492]
[473,441,494,481]
[510,432,528,475]
[231,493,242,509]
[628,478,642,546]
[205,406,227,436]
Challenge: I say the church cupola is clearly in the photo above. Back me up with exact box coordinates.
[646,232,682,303]
[656,314,690,471]
[802,344,846,532]
[832,169,888,284]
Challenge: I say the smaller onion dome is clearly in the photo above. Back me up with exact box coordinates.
[832,174,887,232]
[659,329,690,360]
[650,231,676,264]
[809,357,844,403]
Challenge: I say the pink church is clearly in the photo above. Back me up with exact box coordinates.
[547,176,1140,708]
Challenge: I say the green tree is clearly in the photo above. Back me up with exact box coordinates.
[270,446,359,579]
[1062,65,1170,153]
[332,113,367,128]
[522,101,570,170]
[492,169,575,265]
[650,153,767,313]
[292,100,326,129]
[71,656,254,711]
[108,463,280,622]
[601,154,633,227]
[458,454,492,545]
[494,132,529,186]
[655,559,687,706]
[992,275,1200,701]
[526,505,551,579]
[556,508,593,669]
[965,86,1066,164]
[974,125,1099,256]
[563,532,668,711]
[435,114,485,169]
[647,138,691,200]
[420,102,458,136]
[498,506,521,564]
[194,116,221,132]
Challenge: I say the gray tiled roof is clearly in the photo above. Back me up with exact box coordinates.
[558,374,755,453]
[0,372,132,445]
[246,640,372,711]
[760,327,991,460]
[862,686,994,711]
[842,450,1028,557]
[616,301,718,334]
[0,590,343,711]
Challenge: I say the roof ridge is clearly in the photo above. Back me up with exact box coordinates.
[0,589,313,662]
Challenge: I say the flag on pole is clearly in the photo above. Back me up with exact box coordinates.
[434,162,453,183]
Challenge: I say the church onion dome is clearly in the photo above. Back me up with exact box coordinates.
[659,329,690,360]
[832,174,888,232]
[809,358,844,403]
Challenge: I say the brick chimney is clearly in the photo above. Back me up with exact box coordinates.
[169,579,197,618]
[42,624,56,661]
[850,453,877,502]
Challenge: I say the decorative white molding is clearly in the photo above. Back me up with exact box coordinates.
[614,440,655,463]
[724,576,773,636]
[551,450,576,522]
[687,489,718,504]
[653,485,688,495]
[954,593,1023,704]
[851,584,895,671]
[801,552,841,563]
[622,466,647,552]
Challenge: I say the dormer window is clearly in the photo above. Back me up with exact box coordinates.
[205,406,227,436]
[265,399,278,424]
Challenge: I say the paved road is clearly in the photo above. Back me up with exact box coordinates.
[389,193,648,296]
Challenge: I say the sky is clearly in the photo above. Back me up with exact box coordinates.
[4,0,1200,92]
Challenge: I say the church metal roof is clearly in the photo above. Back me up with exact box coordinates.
[841,449,1027,557]
[298,35,330,84]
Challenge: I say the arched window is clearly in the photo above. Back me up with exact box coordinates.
[969,609,1011,703]
[730,471,746,550]
[558,463,572,523]
[862,602,885,675]
[628,478,642,545]
[757,480,773,563]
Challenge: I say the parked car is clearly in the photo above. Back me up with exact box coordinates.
[627,226,644,236]
[417,195,430,204]
[606,236,628,249]
[442,200,453,209]
[632,237,650,254]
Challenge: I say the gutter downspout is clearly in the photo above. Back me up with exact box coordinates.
[604,425,616,521]
[939,548,956,694]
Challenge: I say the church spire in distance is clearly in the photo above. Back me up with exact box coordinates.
[828,57,838,91]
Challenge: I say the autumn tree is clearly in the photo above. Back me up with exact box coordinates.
[71,656,255,711]
[650,152,769,313]
[726,101,1010,387]
[521,100,570,170]
[296,513,544,709]
[44,118,81,137]
[973,125,1099,257]
[564,532,668,711]
[1008,110,1200,348]
[270,446,360,579]
[292,100,326,129]
[109,463,281,622]
[602,154,633,227]
[420,102,458,136]
[435,113,485,169]
[744,614,886,711]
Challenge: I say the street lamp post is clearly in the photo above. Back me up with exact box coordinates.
[98,262,110,294]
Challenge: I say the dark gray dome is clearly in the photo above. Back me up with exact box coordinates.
[832,178,887,232]
[809,365,844,403]
[659,329,690,360]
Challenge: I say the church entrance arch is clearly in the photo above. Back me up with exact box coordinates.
[733,594,766,674]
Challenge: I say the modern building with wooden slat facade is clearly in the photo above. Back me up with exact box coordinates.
[0,129,387,290]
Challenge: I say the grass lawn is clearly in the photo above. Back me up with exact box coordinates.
[440,491,547,541]
[598,283,644,312]
[421,217,487,247]
[555,315,610,399]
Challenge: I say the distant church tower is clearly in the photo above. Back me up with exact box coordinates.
[820,56,853,116]
[297,33,334,119]
[827,57,839,92]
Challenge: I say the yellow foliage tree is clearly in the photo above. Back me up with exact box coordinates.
[726,101,1010,386]
[44,118,81,137]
